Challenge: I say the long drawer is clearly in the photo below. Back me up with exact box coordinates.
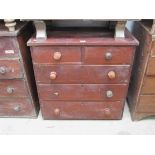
[40,100,124,120]
[0,79,29,98]
[0,59,23,79]
[34,65,131,84]
[37,84,128,101]
[0,99,35,117]
[137,95,155,113]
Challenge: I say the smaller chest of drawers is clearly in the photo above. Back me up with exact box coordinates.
[28,28,138,120]
[0,21,39,117]
[128,21,155,120]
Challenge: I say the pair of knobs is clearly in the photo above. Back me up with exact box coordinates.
[50,71,116,80]
[53,52,112,61]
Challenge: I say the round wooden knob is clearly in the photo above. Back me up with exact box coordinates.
[50,72,57,80]
[104,108,111,115]
[53,52,62,60]
[13,106,20,112]
[54,108,60,115]
[108,71,116,79]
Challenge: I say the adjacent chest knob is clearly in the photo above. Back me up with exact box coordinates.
[50,72,57,80]
[6,87,14,94]
[53,52,62,60]
[108,71,116,79]
[106,90,113,98]
[0,66,6,74]
[54,108,60,115]
[105,52,112,60]
[13,106,20,112]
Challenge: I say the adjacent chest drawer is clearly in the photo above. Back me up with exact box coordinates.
[0,59,23,79]
[0,37,19,58]
[141,77,155,94]
[40,100,123,120]
[34,65,130,84]
[37,84,127,101]
[146,58,155,75]
[137,95,155,113]
[0,79,29,98]
[31,46,81,64]
[84,46,134,65]
[0,99,35,117]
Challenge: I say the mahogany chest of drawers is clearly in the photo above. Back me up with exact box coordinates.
[0,21,39,117]
[28,27,138,120]
[128,20,155,120]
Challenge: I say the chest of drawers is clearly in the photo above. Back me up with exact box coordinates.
[0,21,39,117]
[128,20,155,120]
[28,28,138,120]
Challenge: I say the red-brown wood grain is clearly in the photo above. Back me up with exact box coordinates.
[31,46,81,64]
[0,59,23,79]
[84,46,135,65]
[0,79,29,97]
[0,98,36,117]
[34,65,131,84]
[40,100,124,120]
[37,84,128,101]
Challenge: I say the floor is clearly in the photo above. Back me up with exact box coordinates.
[0,103,155,135]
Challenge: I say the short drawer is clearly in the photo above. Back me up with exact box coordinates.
[40,100,124,120]
[34,65,131,84]
[0,37,19,58]
[31,46,81,64]
[84,46,134,65]
[146,58,155,75]
[137,95,155,113]
[0,59,23,79]
[37,84,128,101]
[0,99,36,117]
[141,77,155,94]
[0,79,29,98]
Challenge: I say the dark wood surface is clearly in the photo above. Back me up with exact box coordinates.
[0,21,39,117]
[37,84,127,101]
[127,21,155,120]
[40,100,124,120]
[34,65,131,84]
[28,27,137,120]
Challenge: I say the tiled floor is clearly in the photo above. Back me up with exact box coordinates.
[0,103,155,135]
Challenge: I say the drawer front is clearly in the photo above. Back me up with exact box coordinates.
[0,99,35,117]
[31,46,81,64]
[151,40,155,57]
[0,59,23,79]
[40,100,124,120]
[0,37,19,57]
[34,65,131,84]
[137,95,155,113]
[84,47,134,65]
[37,84,128,101]
[0,79,29,98]
[141,77,155,94]
[146,58,155,75]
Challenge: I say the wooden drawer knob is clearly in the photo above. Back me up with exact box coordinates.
[0,66,6,74]
[106,90,113,98]
[108,71,116,79]
[6,87,14,94]
[53,52,62,60]
[50,72,57,80]
[105,52,112,60]
[54,108,60,115]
